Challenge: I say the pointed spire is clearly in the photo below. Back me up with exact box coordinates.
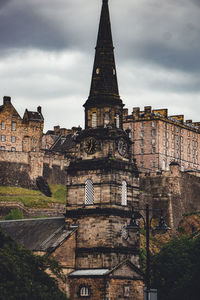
[86,0,121,103]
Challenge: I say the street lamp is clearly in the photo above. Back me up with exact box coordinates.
[126,203,171,300]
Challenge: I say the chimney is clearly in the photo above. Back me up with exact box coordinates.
[37,106,42,114]
[3,96,11,105]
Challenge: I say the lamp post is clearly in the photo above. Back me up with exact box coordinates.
[126,203,171,300]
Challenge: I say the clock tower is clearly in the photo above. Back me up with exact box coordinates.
[66,1,143,299]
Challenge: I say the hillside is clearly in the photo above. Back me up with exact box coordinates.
[0,185,66,208]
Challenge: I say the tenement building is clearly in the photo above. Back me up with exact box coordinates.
[0,96,44,152]
[123,106,200,172]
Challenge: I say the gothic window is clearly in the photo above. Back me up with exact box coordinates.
[85,179,94,205]
[1,121,5,130]
[91,112,97,128]
[124,286,130,297]
[104,112,110,127]
[115,114,120,128]
[80,286,90,297]
[12,122,16,131]
[121,180,127,206]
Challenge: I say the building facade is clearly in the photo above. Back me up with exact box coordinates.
[123,106,200,172]
[0,96,44,152]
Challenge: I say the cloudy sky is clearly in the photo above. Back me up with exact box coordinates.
[1,0,200,131]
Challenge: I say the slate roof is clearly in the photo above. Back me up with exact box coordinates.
[69,269,110,277]
[26,110,44,121]
[50,134,76,153]
[0,217,77,252]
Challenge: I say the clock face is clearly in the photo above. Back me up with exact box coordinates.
[118,138,127,156]
[85,138,98,155]
[122,228,128,240]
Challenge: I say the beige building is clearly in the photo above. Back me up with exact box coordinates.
[0,96,44,152]
[123,106,200,172]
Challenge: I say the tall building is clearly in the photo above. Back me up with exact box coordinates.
[66,0,143,298]
[123,106,200,172]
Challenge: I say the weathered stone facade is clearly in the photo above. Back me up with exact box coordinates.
[123,106,200,173]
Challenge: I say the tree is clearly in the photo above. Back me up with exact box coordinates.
[0,227,68,300]
[150,235,200,300]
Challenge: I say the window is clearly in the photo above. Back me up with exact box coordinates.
[80,286,90,297]
[12,122,16,131]
[11,147,16,152]
[141,122,144,128]
[96,68,100,74]
[115,114,120,128]
[140,161,144,168]
[140,139,144,146]
[91,112,97,128]
[124,286,130,297]
[1,121,5,130]
[11,136,16,143]
[1,135,5,142]
[104,112,110,127]
[152,147,156,154]
[140,148,144,154]
[121,180,127,206]
[152,161,156,168]
[152,129,156,136]
[152,138,156,145]
[140,131,144,138]
[152,121,156,128]
[1,146,5,151]
[85,179,94,205]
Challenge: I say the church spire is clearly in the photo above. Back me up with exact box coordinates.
[84,0,124,129]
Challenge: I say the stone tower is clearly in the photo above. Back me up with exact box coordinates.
[66,1,143,299]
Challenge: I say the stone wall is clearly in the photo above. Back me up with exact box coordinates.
[140,163,200,228]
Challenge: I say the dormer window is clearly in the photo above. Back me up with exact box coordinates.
[91,112,97,128]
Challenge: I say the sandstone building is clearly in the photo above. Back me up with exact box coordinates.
[123,106,200,172]
[0,96,44,152]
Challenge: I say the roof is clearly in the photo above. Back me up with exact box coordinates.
[26,110,44,121]
[50,134,76,152]
[0,217,77,252]
[69,269,110,277]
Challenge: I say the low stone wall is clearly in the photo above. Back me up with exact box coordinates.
[0,201,65,218]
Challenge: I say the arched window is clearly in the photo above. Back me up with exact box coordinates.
[104,112,110,127]
[121,180,127,206]
[91,112,97,128]
[115,114,120,128]
[85,179,94,205]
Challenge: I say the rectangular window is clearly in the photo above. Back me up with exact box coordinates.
[140,148,144,154]
[140,131,144,138]
[152,147,156,154]
[1,135,5,142]
[152,121,156,128]
[1,121,5,130]
[152,129,156,136]
[1,146,5,151]
[11,136,16,143]
[141,121,144,128]
[152,161,156,168]
[124,286,130,297]
[152,138,156,145]
[140,139,144,146]
[12,122,16,131]
[92,112,97,128]
[115,114,120,128]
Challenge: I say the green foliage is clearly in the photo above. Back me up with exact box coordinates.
[0,185,66,208]
[0,227,68,300]
[5,209,24,220]
[150,235,200,300]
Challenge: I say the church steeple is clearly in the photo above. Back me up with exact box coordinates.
[84,0,124,129]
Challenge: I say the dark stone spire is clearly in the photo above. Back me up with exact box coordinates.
[85,0,121,106]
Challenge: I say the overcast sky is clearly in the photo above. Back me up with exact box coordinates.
[1,0,200,131]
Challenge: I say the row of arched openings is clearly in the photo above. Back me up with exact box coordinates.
[84,179,127,205]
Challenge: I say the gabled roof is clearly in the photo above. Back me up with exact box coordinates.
[50,134,76,153]
[69,260,143,279]
[0,217,77,252]
[24,110,44,122]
